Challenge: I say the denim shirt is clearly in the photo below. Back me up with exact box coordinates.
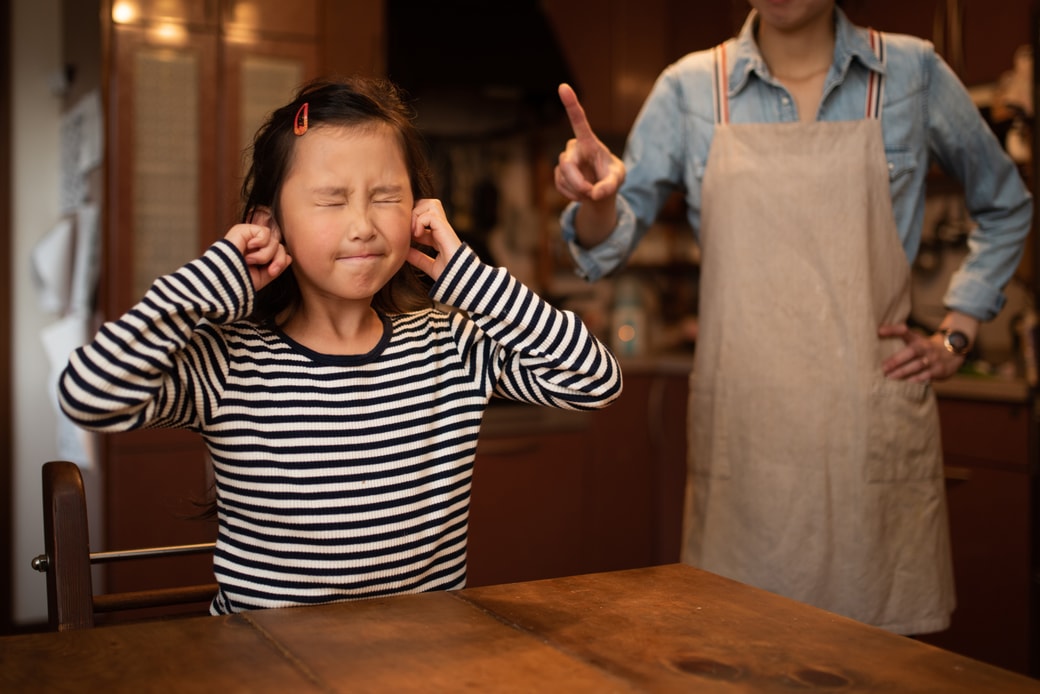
[562,9,1032,321]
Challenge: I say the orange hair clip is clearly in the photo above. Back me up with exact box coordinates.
[293,102,309,136]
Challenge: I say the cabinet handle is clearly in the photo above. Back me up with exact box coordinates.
[944,465,972,481]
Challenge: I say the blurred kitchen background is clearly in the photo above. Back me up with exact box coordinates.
[5,0,1040,676]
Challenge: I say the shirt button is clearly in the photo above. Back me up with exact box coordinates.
[888,162,895,170]
[782,97,790,105]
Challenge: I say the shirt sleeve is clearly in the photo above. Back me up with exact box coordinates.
[926,48,1034,320]
[431,244,622,410]
[58,240,253,432]
[561,65,693,282]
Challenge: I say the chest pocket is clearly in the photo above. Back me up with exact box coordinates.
[883,148,918,205]
[885,148,917,182]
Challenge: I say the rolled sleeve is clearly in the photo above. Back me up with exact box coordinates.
[942,270,1008,320]
[925,47,1033,321]
[561,197,640,282]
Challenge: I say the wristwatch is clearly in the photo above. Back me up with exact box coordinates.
[941,328,971,356]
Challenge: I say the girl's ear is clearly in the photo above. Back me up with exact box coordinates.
[248,206,278,231]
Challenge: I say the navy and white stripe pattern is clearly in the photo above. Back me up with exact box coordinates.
[59,240,622,613]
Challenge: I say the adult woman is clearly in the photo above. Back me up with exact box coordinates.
[554,0,1031,634]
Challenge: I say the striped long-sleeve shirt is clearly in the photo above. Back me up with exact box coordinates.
[59,240,622,613]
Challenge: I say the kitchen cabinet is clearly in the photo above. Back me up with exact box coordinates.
[101,2,221,594]
[919,385,1037,676]
[540,0,741,137]
[542,0,1035,143]
[467,368,689,587]
[103,0,322,316]
[843,0,1035,87]
[466,409,591,587]
[582,365,688,569]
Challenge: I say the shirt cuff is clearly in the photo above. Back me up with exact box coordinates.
[560,200,637,282]
[943,271,1006,322]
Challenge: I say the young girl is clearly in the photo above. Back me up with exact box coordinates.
[59,77,622,614]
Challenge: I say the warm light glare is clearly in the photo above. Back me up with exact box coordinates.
[224,1,260,45]
[150,22,188,45]
[617,325,636,343]
[112,1,137,24]
[233,1,259,27]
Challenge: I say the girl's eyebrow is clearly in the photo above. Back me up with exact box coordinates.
[370,184,405,196]
[309,184,405,196]
[310,185,348,196]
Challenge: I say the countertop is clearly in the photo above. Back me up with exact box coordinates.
[619,352,1032,403]
[479,355,1031,439]
[932,373,1031,403]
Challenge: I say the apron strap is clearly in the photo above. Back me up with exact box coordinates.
[712,43,730,125]
[866,28,885,120]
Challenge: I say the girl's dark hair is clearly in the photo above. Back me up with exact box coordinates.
[242,76,435,326]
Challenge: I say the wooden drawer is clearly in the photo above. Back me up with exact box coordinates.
[937,397,1032,470]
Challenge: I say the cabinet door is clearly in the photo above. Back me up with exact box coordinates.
[220,40,320,228]
[542,0,667,136]
[845,0,1035,86]
[843,0,939,43]
[585,370,688,570]
[959,0,1034,86]
[101,11,221,602]
[542,0,748,136]
[105,24,220,316]
[103,429,216,597]
[323,0,386,77]
[467,426,589,587]
[219,0,322,228]
[917,396,1034,675]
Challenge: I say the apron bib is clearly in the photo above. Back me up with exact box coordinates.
[683,33,954,634]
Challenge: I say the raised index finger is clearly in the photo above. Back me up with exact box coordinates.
[558,83,596,142]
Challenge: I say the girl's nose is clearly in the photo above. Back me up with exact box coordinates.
[346,207,377,240]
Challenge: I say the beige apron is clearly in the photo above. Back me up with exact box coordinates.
[683,35,955,635]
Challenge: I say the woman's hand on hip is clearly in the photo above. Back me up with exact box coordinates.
[879,323,963,382]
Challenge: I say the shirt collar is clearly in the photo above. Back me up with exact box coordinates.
[726,7,885,96]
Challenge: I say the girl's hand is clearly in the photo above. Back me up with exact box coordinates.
[408,199,462,281]
[224,223,292,292]
[879,323,963,382]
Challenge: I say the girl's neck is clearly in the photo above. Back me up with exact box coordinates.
[281,302,385,356]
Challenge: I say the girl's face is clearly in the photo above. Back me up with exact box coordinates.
[276,123,414,309]
[748,0,835,33]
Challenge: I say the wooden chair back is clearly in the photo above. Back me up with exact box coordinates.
[31,460,218,630]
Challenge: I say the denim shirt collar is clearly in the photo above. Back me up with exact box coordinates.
[726,7,886,97]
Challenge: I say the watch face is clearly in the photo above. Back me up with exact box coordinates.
[945,330,970,355]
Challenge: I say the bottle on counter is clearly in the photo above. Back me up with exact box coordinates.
[610,275,648,357]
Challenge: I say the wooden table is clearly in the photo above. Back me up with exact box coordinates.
[3,564,1038,692]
